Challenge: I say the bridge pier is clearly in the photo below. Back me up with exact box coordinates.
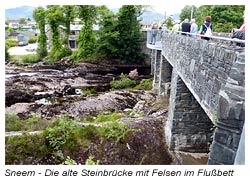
[165,68,213,152]
[158,55,172,96]
[152,50,161,92]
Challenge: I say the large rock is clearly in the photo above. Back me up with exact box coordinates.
[89,117,173,165]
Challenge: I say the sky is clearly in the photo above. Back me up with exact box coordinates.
[4,0,248,17]
[3,0,206,16]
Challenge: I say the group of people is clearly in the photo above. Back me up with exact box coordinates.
[149,13,245,46]
[173,16,213,41]
[150,16,214,43]
[149,23,167,45]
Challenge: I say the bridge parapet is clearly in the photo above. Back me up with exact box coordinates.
[161,31,244,122]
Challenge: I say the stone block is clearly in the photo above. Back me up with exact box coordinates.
[209,142,236,164]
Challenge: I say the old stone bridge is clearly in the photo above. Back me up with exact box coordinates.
[145,31,245,165]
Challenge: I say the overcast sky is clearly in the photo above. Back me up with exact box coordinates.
[4,0,247,16]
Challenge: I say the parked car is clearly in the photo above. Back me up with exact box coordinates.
[18,41,28,46]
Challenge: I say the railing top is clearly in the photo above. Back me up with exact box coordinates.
[146,29,245,44]
[171,30,245,44]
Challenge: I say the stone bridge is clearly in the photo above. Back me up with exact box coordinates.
[145,30,245,165]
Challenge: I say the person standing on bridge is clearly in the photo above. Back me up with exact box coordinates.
[190,18,198,38]
[231,11,245,47]
[172,20,181,33]
[150,23,158,45]
[181,19,191,36]
[199,16,213,41]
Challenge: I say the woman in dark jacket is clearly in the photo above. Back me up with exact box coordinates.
[199,16,213,41]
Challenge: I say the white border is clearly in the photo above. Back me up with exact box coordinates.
[1,0,249,179]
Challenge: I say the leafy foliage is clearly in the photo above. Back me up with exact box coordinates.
[163,17,174,29]
[62,156,77,165]
[9,54,40,65]
[99,120,135,143]
[28,36,37,44]
[33,7,47,58]
[74,5,97,62]
[134,78,153,90]
[44,117,77,150]
[115,5,144,63]
[180,5,245,33]
[110,73,137,89]
[62,5,75,46]
[5,133,49,165]
[95,6,119,58]
[5,39,18,48]
[46,5,65,61]
[82,88,97,95]
[179,5,199,22]
[85,156,100,165]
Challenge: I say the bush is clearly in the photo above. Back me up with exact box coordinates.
[134,78,153,90]
[5,114,53,132]
[28,36,37,44]
[99,120,135,143]
[49,47,72,62]
[5,133,49,164]
[6,39,18,48]
[5,114,22,131]
[85,156,100,165]
[9,54,39,64]
[82,88,97,95]
[110,73,137,89]
[21,54,40,64]
[44,117,77,150]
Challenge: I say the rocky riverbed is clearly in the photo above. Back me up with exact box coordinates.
[5,61,207,165]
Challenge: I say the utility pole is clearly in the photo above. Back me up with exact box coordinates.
[191,6,193,20]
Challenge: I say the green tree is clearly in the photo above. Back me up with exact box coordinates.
[210,5,244,32]
[195,5,244,33]
[62,5,75,46]
[46,5,65,61]
[19,18,26,24]
[195,5,212,28]
[74,5,97,62]
[179,5,199,21]
[164,16,174,29]
[95,6,118,58]
[115,5,144,63]
[33,7,47,58]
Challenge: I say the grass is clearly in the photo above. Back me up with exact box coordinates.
[9,54,40,65]
[5,114,52,132]
[80,112,123,123]
[95,112,123,123]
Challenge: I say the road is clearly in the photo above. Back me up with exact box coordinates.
[8,43,37,55]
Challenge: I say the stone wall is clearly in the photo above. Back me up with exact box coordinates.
[208,51,245,164]
[161,31,244,121]
[166,69,213,152]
